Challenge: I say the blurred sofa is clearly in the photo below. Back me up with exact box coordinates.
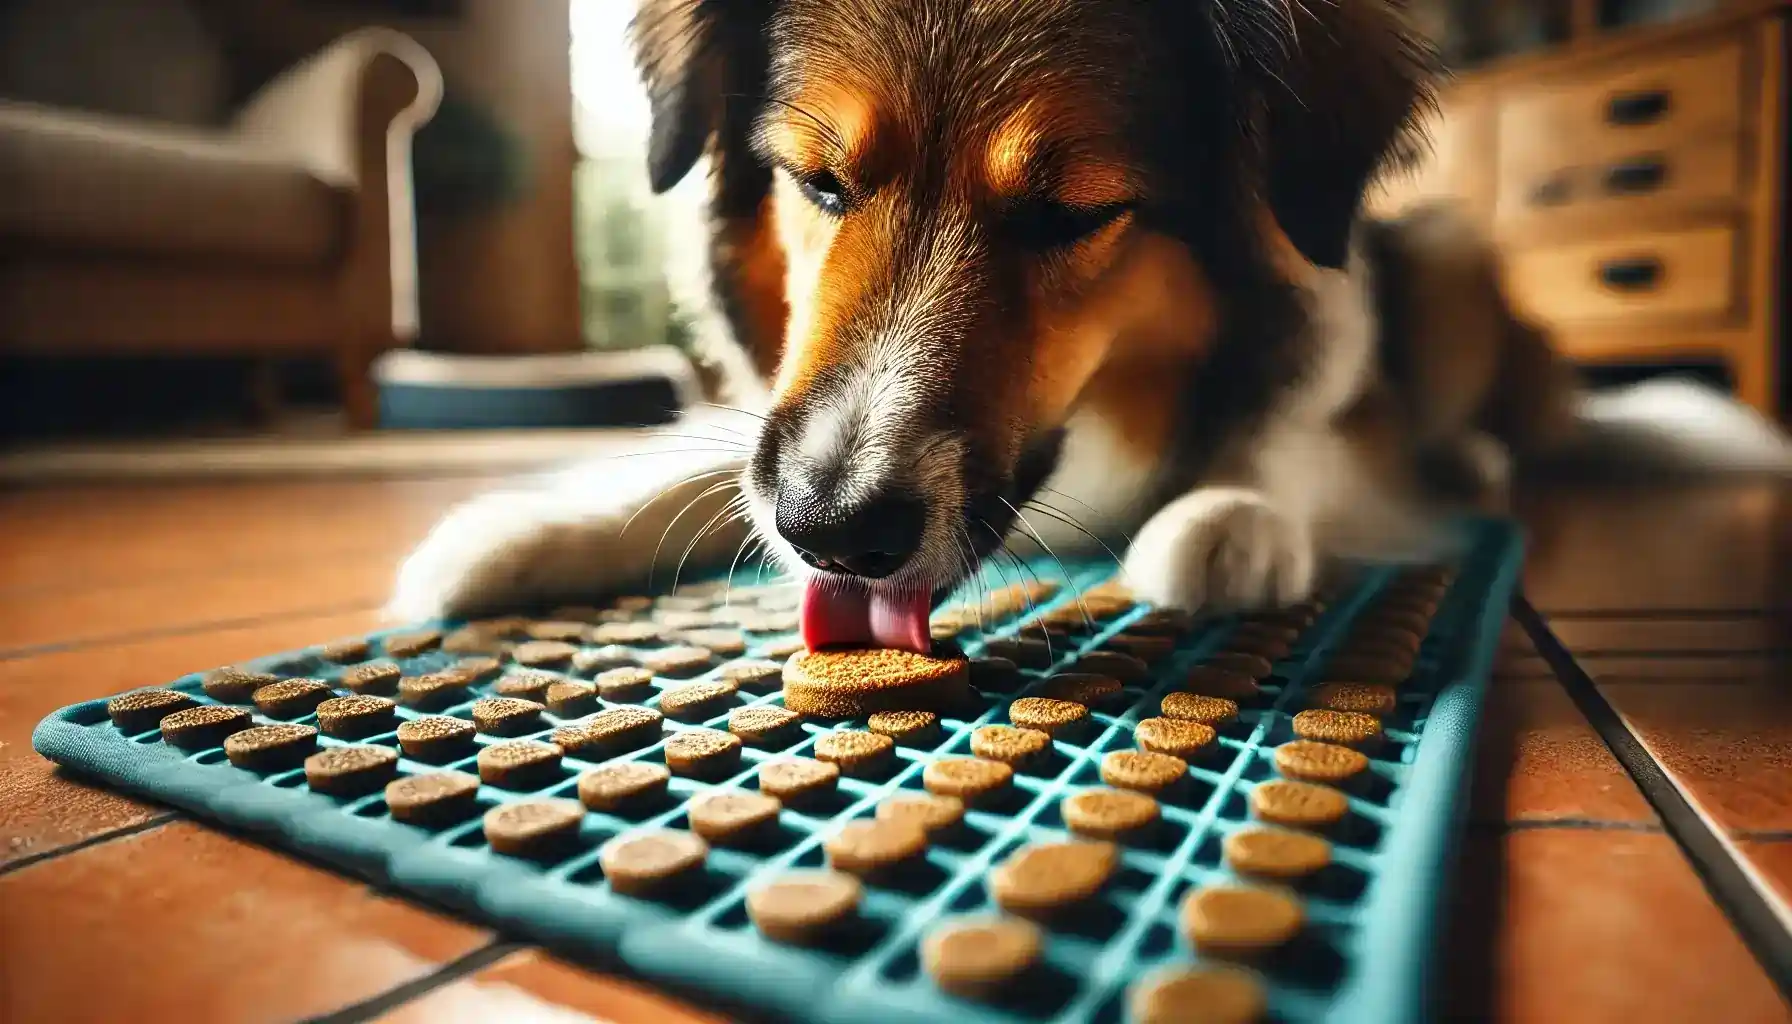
[0,27,443,427]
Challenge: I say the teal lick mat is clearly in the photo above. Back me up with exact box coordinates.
[35,518,1524,1024]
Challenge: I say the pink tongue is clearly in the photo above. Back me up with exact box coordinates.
[800,579,933,654]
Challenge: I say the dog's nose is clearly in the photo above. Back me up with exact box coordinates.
[775,487,926,579]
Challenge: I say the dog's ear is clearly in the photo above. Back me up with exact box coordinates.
[1225,1,1438,269]
[631,0,774,194]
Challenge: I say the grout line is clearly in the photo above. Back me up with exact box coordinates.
[295,939,526,1024]
[0,812,179,878]
[1533,647,1792,659]
[1513,597,1792,999]
[0,601,381,664]
[1738,830,1792,843]
[1466,818,1664,834]
[1538,608,1786,622]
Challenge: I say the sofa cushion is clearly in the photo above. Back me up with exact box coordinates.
[0,101,346,266]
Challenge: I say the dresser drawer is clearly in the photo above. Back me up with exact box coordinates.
[1496,139,1744,229]
[1498,37,1748,175]
[1502,225,1742,328]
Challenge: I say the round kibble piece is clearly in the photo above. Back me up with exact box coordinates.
[747,871,863,944]
[680,629,746,657]
[922,757,1014,804]
[968,656,1021,692]
[441,657,500,685]
[572,646,637,675]
[1251,779,1350,830]
[591,667,653,702]
[599,829,709,895]
[759,758,840,804]
[577,761,671,812]
[1161,691,1240,726]
[876,793,965,835]
[160,704,252,749]
[1274,740,1370,785]
[1292,709,1383,749]
[1071,650,1149,683]
[990,840,1119,915]
[224,723,318,771]
[1108,633,1176,663]
[824,818,928,875]
[494,670,559,703]
[717,660,782,692]
[664,728,743,780]
[1308,682,1399,718]
[1061,788,1160,840]
[202,667,279,703]
[1180,667,1261,701]
[442,626,510,656]
[1135,717,1218,760]
[658,679,738,720]
[726,705,802,745]
[814,730,896,777]
[108,688,198,734]
[593,621,665,646]
[398,672,473,712]
[339,661,402,696]
[969,725,1051,769]
[470,697,545,737]
[511,640,578,668]
[525,620,589,643]
[782,648,969,719]
[1038,673,1122,707]
[397,716,477,763]
[252,678,333,719]
[385,772,481,828]
[688,790,782,845]
[1181,884,1305,958]
[1129,965,1267,1024]
[306,745,400,797]
[477,740,563,789]
[1007,697,1088,737]
[484,799,585,859]
[321,637,370,663]
[545,680,600,718]
[316,695,398,739]
[554,707,663,759]
[1206,652,1274,680]
[1101,750,1187,795]
[760,636,807,659]
[867,709,940,746]
[922,917,1043,998]
[383,629,443,657]
[980,636,1053,669]
[1324,653,1411,685]
[642,645,715,677]
[1224,826,1333,881]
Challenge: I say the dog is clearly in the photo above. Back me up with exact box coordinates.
[388,0,1593,646]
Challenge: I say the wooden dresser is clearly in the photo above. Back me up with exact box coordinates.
[1372,1,1787,419]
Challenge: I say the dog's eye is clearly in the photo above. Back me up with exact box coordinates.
[795,170,847,216]
[1008,200,1130,251]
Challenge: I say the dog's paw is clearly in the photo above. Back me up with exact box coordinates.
[387,491,635,622]
[1120,488,1316,613]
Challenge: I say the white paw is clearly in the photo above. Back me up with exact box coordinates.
[1120,488,1316,613]
[387,491,638,622]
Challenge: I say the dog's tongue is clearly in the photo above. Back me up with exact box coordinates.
[801,580,933,654]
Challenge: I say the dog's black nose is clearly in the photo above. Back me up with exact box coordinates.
[775,487,926,579]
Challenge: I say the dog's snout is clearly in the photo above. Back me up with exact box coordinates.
[775,487,925,579]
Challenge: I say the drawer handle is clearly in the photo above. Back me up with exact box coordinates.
[1606,89,1672,126]
[1604,155,1669,194]
[1598,256,1664,292]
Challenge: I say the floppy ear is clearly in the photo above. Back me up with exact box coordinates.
[631,0,775,194]
[1226,1,1438,269]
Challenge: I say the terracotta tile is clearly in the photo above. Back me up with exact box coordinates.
[1441,830,1787,1022]
[381,950,732,1024]
[1494,618,1546,677]
[0,822,490,1023]
[1470,681,1656,824]
[0,610,381,864]
[1545,617,1792,656]
[1571,653,1790,683]
[1600,681,1792,834]
[1735,839,1792,916]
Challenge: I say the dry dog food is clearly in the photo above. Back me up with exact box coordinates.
[968,725,1051,769]
[867,709,940,746]
[493,670,560,703]
[599,829,710,895]
[321,637,370,663]
[396,715,477,763]
[470,697,545,737]
[990,840,1119,916]
[782,648,968,718]
[1060,788,1160,841]
[746,870,863,944]
[658,680,738,721]
[524,620,589,643]
[1100,750,1187,795]
[1224,826,1333,881]
[1292,709,1384,749]
[921,916,1043,998]
[642,645,715,677]
[315,695,398,739]
[339,661,402,696]
[922,757,1013,804]
[717,660,783,691]
[158,704,251,750]
[544,680,601,718]
[553,706,663,760]
[397,672,473,712]
[572,646,637,675]
[305,745,399,797]
[512,640,579,668]
[385,771,481,827]
[223,723,318,772]
[727,705,803,746]
[1181,884,1304,958]
[587,667,651,703]
[252,678,333,719]
[577,761,671,812]
[664,728,743,780]
[824,818,928,875]
[382,629,443,657]
[1160,692,1240,726]
[814,730,895,777]
[688,790,782,845]
[758,757,840,804]
[1134,717,1218,760]
[1070,650,1149,683]
[1250,779,1350,830]
[1036,673,1123,707]
[1308,682,1399,717]
[202,667,278,703]
[876,793,965,835]
[1274,740,1369,785]
[1178,667,1261,701]
[1128,965,1267,1024]
[477,740,562,789]
[484,799,584,859]
[1205,652,1275,680]
[1006,697,1088,737]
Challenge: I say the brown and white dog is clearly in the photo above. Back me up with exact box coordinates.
[388,0,1604,646]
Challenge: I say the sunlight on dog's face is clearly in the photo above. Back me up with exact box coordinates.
[741,0,1218,596]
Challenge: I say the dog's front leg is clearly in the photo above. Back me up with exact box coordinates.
[388,437,752,621]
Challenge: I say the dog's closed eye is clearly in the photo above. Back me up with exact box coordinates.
[1005,199,1132,251]
[793,168,849,217]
